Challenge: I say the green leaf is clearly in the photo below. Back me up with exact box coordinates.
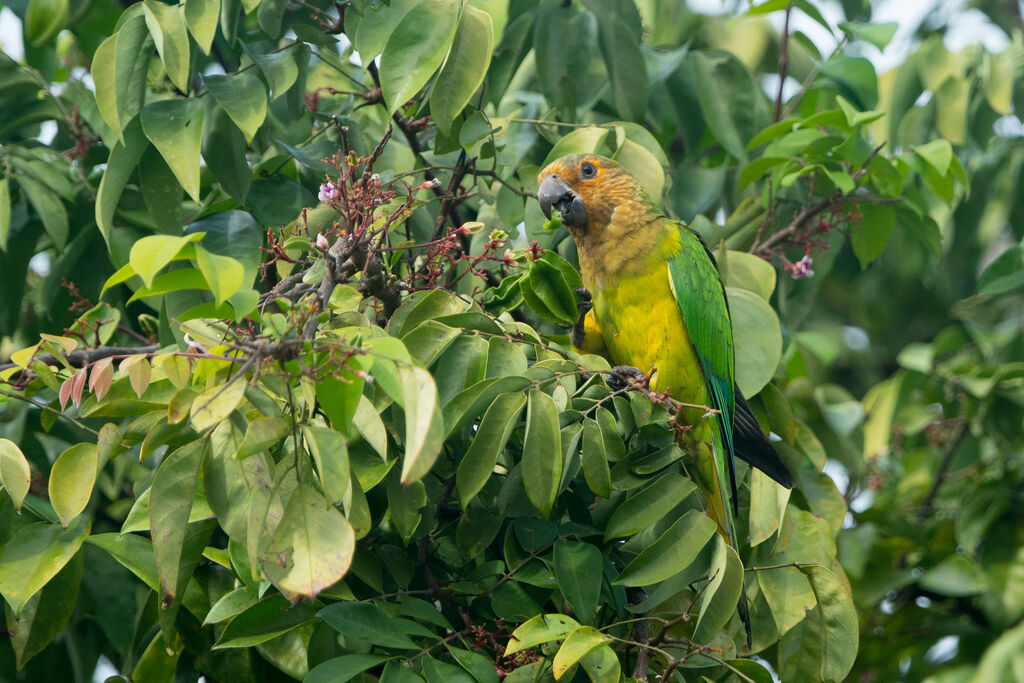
[585,0,647,121]
[306,654,392,683]
[919,553,989,597]
[978,244,1024,294]
[533,3,599,117]
[398,365,445,484]
[580,419,611,498]
[690,50,766,160]
[195,244,245,306]
[0,438,31,511]
[723,249,777,299]
[17,176,68,250]
[184,0,220,54]
[430,4,494,134]
[506,613,580,655]
[128,233,201,288]
[144,0,192,92]
[202,104,252,202]
[838,21,897,50]
[190,378,246,432]
[522,259,579,326]
[6,549,82,669]
[258,481,355,600]
[456,392,527,505]
[387,475,427,543]
[800,565,859,682]
[820,55,878,110]
[851,204,895,268]
[553,541,603,624]
[95,117,148,245]
[446,645,500,683]
[692,536,743,642]
[759,566,816,635]
[93,15,154,141]
[605,471,697,540]
[150,440,207,605]
[238,416,291,459]
[84,533,159,591]
[0,176,9,252]
[214,593,319,648]
[25,0,69,45]
[257,0,287,36]
[444,376,533,437]
[727,287,783,397]
[552,626,610,679]
[379,0,460,115]
[580,643,620,683]
[141,98,205,203]
[204,586,257,625]
[204,71,268,142]
[318,602,421,650]
[353,0,418,61]
[749,468,790,546]
[48,443,98,528]
[522,388,562,518]
[0,516,90,616]
[302,425,350,507]
[317,373,365,437]
[613,510,716,586]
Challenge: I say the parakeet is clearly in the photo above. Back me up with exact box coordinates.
[536,153,793,550]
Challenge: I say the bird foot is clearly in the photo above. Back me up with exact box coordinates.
[607,365,647,391]
[570,288,593,348]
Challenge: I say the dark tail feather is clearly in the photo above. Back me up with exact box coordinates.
[733,391,794,489]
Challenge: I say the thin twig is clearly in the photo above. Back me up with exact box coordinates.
[918,418,969,521]
[774,4,793,122]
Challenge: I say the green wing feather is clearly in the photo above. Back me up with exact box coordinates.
[665,222,739,510]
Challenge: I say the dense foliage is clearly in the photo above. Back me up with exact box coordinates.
[0,0,1020,681]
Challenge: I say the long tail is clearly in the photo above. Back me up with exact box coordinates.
[692,434,753,648]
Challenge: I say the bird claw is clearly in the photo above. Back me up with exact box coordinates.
[607,365,646,391]
[575,287,592,314]
[570,288,593,348]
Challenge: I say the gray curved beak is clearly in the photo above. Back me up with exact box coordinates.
[538,174,588,228]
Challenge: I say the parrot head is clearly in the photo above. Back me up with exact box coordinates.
[537,154,646,236]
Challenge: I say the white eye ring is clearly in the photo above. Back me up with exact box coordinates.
[581,161,597,178]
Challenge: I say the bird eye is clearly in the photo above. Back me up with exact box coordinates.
[580,161,597,178]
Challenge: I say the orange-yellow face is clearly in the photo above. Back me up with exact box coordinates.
[537,154,641,234]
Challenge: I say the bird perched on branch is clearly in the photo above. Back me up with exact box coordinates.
[537,152,793,548]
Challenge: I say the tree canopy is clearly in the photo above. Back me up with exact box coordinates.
[0,0,1022,681]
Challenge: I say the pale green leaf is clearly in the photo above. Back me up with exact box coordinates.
[48,444,98,528]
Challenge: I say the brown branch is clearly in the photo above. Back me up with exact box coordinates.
[774,4,793,122]
[0,344,161,372]
[918,418,969,521]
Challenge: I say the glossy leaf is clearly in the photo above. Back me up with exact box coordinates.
[0,516,90,616]
[378,0,460,115]
[48,444,98,528]
[456,392,526,505]
[258,481,355,600]
[430,5,494,134]
[140,98,205,202]
[0,438,31,511]
[521,388,561,518]
[613,510,716,586]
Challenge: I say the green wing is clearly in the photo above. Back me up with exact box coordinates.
[665,222,739,508]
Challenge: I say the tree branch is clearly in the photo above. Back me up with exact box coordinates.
[0,344,161,372]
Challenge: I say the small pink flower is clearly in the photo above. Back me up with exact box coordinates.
[318,183,340,202]
[790,255,815,280]
[315,233,329,250]
[353,369,373,383]
[416,178,441,191]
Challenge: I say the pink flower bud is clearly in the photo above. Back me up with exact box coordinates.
[318,183,340,202]
[790,255,815,280]
[316,233,329,250]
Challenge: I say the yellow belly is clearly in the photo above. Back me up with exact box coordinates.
[588,266,708,411]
